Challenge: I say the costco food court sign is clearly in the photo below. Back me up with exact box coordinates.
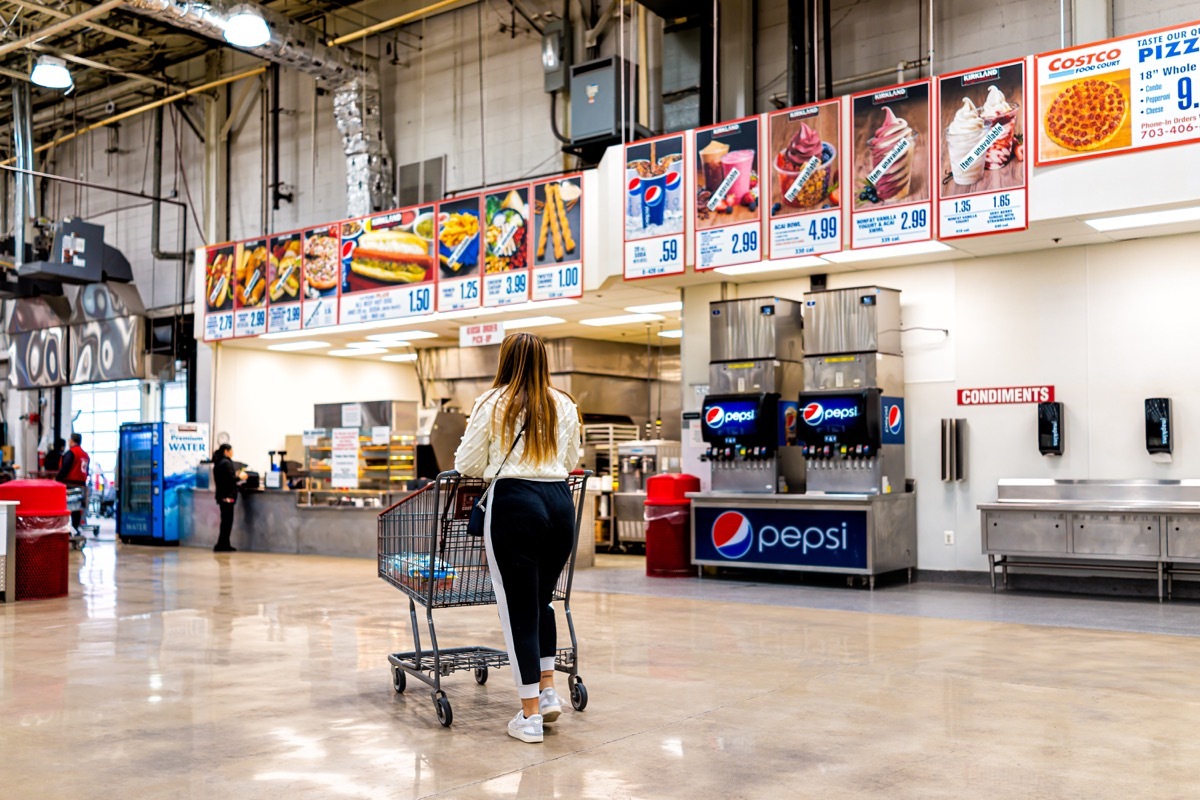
[957,385,1055,405]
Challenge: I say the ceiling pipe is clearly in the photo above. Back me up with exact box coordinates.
[124,0,394,216]
[330,0,465,46]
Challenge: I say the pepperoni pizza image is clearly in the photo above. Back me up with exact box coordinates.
[1044,78,1129,152]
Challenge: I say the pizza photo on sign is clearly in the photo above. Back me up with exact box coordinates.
[303,226,340,299]
[1039,71,1132,158]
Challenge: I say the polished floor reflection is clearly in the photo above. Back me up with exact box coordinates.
[3,543,1199,799]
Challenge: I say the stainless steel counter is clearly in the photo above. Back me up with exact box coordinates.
[979,479,1200,601]
[687,490,917,588]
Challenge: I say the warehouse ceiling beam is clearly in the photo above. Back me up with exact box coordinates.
[328,0,469,46]
[2,0,155,46]
[0,0,125,56]
[0,65,266,166]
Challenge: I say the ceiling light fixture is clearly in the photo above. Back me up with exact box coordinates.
[624,301,683,314]
[328,347,387,357]
[366,331,437,342]
[505,316,566,329]
[346,341,393,349]
[657,329,683,338]
[1085,206,1200,232]
[260,320,398,340]
[822,240,955,264]
[714,256,828,276]
[579,313,664,327]
[224,4,271,48]
[383,353,419,362]
[30,55,72,90]
[267,341,330,352]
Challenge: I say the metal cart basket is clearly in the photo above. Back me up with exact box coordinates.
[378,470,591,727]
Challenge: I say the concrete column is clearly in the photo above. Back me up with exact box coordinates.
[717,0,755,119]
[1072,0,1111,46]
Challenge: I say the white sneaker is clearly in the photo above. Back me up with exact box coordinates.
[538,687,563,723]
[508,711,543,743]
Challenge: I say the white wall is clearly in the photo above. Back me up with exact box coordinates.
[209,345,420,474]
[712,230,1200,572]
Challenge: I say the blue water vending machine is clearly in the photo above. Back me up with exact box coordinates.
[117,422,210,545]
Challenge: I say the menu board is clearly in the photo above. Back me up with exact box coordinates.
[481,186,531,307]
[937,60,1029,239]
[850,80,934,249]
[266,230,303,332]
[436,195,483,311]
[693,116,763,270]
[233,237,269,337]
[623,133,686,279]
[531,175,584,300]
[339,205,436,323]
[1035,21,1200,164]
[300,224,340,329]
[767,100,843,259]
[202,242,236,340]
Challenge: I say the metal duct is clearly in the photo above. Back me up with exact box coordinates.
[11,83,35,266]
[123,0,394,216]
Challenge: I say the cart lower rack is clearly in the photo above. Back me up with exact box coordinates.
[378,470,591,727]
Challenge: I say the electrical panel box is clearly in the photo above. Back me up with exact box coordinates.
[569,56,637,144]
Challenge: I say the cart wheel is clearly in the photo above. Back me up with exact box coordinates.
[474,667,488,685]
[391,668,406,694]
[435,695,453,727]
[570,679,588,712]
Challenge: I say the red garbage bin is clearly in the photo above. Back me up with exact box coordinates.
[0,480,71,600]
[644,473,701,578]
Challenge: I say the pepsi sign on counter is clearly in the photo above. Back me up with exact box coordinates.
[694,506,869,570]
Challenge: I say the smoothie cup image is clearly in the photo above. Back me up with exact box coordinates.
[640,172,668,227]
[699,139,730,192]
[944,98,986,186]
[720,149,755,204]
[979,87,1020,170]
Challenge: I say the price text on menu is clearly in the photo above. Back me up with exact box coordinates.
[936,60,1029,239]
[850,80,934,249]
[1035,19,1200,164]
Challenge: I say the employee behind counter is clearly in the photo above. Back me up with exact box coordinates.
[212,443,248,553]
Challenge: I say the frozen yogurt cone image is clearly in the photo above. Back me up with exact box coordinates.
[865,106,917,202]
[979,85,1020,170]
[775,121,836,209]
[944,98,987,186]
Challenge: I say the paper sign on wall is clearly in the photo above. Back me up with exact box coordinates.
[371,426,391,446]
[460,322,505,348]
[302,429,325,447]
[331,427,360,489]
[341,404,362,428]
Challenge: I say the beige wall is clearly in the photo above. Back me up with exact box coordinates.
[210,346,420,474]
[682,230,1200,571]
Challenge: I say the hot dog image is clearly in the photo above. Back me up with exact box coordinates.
[350,231,434,284]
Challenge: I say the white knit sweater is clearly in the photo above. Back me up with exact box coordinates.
[453,387,581,480]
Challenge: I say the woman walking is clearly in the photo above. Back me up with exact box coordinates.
[454,333,581,744]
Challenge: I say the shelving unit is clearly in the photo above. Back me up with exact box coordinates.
[301,433,419,507]
[582,423,640,550]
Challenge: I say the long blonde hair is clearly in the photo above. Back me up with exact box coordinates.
[491,333,562,465]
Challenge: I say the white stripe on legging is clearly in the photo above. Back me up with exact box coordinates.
[482,479,540,700]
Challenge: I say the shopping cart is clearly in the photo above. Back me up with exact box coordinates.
[378,470,591,727]
[65,486,98,550]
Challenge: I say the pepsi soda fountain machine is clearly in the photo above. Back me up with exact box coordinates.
[800,287,907,495]
[700,298,805,494]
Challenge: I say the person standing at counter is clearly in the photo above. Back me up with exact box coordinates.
[44,438,66,473]
[212,443,247,553]
[56,433,90,529]
[454,332,582,745]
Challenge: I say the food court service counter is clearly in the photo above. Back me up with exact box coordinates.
[688,490,917,588]
[180,485,405,559]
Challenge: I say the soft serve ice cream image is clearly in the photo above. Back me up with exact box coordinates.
[944,98,987,186]
[979,85,1020,170]
[862,107,917,204]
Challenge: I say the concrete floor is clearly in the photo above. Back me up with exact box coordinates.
[3,544,1200,799]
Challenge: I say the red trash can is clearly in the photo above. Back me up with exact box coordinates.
[0,480,71,600]
[644,473,701,578]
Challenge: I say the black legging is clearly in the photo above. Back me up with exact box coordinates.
[216,500,235,549]
[484,479,575,697]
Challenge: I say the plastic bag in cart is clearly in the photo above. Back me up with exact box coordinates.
[384,554,458,590]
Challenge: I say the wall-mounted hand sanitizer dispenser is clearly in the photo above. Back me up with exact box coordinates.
[1145,398,1173,456]
[1037,402,1064,456]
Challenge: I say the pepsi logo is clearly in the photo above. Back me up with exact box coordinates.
[886,404,902,435]
[705,406,725,427]
[665,172,682,189]
[644,185,664,206]
[712,511,753,560]
[802,403,824,426]
[627,176,642,194]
